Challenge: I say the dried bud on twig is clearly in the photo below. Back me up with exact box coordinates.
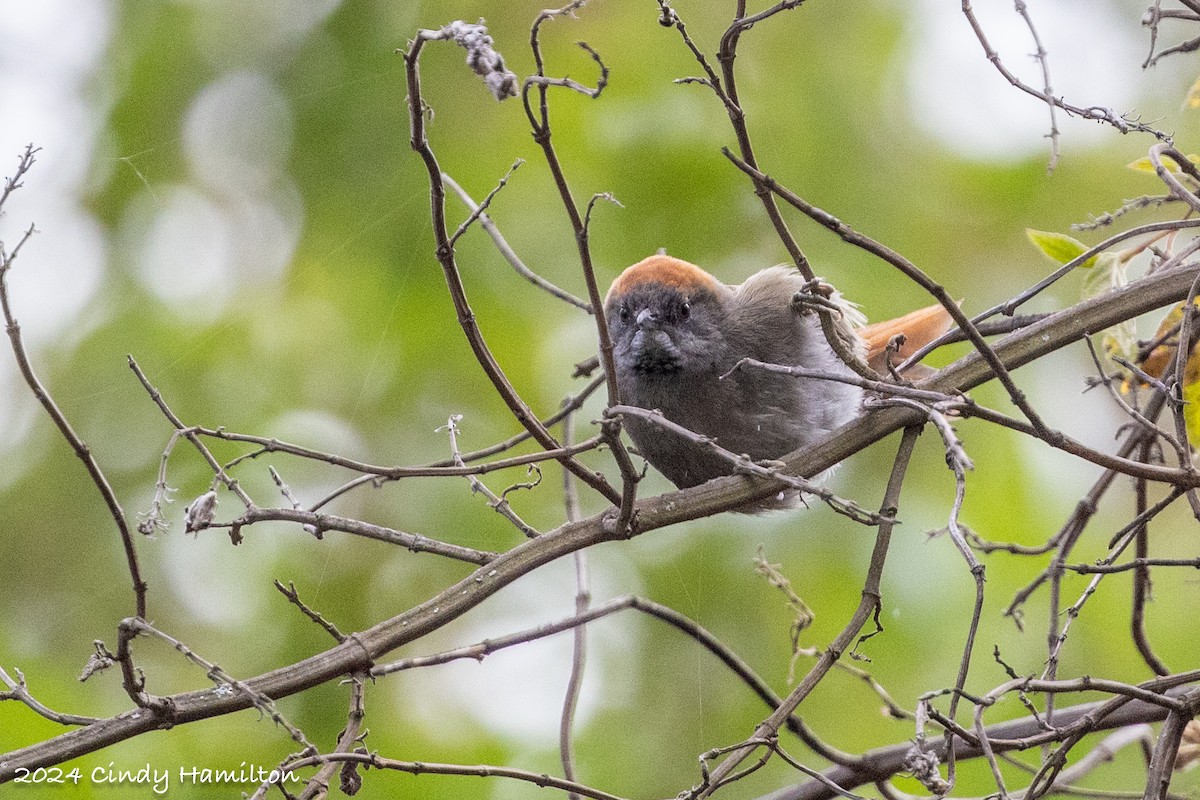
[78,642,115,682]
[184,490,218,534]
[441,20,518,101]
[136,513,167,537]
[904,744,951,795]
[340,758,363,795]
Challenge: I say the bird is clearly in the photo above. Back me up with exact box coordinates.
[603,253,952,508]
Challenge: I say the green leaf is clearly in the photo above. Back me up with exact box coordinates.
[1026,229,1096,268]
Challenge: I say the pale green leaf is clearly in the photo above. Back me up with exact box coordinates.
[1026,229,1096,268]
[1082,252,1138,364]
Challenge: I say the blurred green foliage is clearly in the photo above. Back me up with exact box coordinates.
[2,1,1199,798]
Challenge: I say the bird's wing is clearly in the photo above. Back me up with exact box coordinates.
[732,267,867,361]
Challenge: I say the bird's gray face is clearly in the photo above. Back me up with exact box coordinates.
[606,285,725,375]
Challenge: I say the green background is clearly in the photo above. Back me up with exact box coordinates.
[2,0,1198,798]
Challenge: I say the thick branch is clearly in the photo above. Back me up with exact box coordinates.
[759,685,1200,800]
[4,260,1200,781]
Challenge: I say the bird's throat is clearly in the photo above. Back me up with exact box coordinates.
[630,329,681,374]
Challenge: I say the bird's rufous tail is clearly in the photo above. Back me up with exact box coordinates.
[860,304,955,376]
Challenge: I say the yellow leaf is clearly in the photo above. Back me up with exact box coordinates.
[1187,76,1200,110]
[1184,344,1200,448]
[1126,153,1200,173]
[1126,299,1200,445]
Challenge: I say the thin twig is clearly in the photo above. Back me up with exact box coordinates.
[402,25,620,505]
[1144,707,1196,800]
[193,424,604,481]
[273,581,346,643]
[442,414,541,537]
[0,148,147,619]
[1084,337,1187,462]
[442,171,591,311]
[268,465,318,537]
[770,680,1200,800]
[868,400,982,793]
[520,8,620,409]
[275,750,628,800]
[282,672,367,800]
[368,590,859,765]
[560,412,588,800]
[128,356,255,508]
[721,148,1052,438]
[901,218,1200,370]
[518,5,645,538]
[447,159,523,247]
[1064,556,1200,574]
[305,374,607,511]
[694,427,922,797]
[1003,391,1169,623]
[227,506,497,564]
[120,618,315,751]
[962,0,1171,143]
[726,357,955,403]
[1011,0,1060,171]
[1131,438,1172,677]
[1043,489,1186,689]
[0,667,99,727]
[137,427,187,536]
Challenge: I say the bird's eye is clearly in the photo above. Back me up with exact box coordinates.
[680,302,691,320]
[619,305,630,323]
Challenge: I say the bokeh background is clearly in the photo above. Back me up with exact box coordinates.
[2,0,1199,798]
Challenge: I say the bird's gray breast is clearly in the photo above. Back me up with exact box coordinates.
[617,317,863,490]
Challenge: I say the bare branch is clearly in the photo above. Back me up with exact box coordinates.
[721,148,1052,437]
[5,238,1200,784]
[759,682,1200,800]
[1010,0,1060,170]
[560,412,588,800]
[962,0,1172,143]
[276,750,627,800]
[0,155,148,619]
[273,581,346,643]
[128,356,256,509]
[230,506,497,565]
[447,158,523,247]
[402,23,621,504]
[442,170,592,311]
[606,404,887,525]
[695,426,922,796]
[0,667,99,727]
[442,414,541,537]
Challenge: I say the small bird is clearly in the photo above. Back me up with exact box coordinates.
[604,254,951,507]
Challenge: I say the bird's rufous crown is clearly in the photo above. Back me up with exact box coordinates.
[607,254,722,300]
